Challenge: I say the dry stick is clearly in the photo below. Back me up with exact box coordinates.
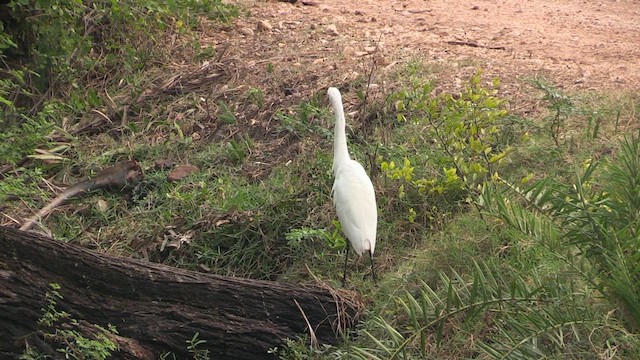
[446,40,506,50]
[19,160,143,231]
[359,34,383,180]
[294,299,319,348]
[304,264,362,337]
[359,34,383,134]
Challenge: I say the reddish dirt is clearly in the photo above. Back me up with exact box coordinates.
[222,0,640,97]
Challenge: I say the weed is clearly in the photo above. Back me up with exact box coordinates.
[186,332,210,360]
[275,98,331,139]
[23,283,119,360]
[528,77,574,146]
[246,87,265,108]
[285,220,347,251]
[217,101,238,124]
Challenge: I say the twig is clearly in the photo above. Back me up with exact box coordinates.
[293,299,318,349]
[304,264,362,336]
[446,40,505,50]
[358,35,382,180]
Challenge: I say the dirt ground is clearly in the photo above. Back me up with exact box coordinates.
[215,0,639,105]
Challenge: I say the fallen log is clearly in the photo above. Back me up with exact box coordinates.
[0,226,360,359]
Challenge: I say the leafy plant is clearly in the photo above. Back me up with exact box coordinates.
[285,220,347,250]
[246,87,265,108]
[218,101,238,124]
[24,283,119,360]
[467,135,640,356]
[275,98,331,138]
[354,261,600,359]
[186,332,210,360]
[528,78,574,146]
[481,136,640,329]
[0,0,238,163]
[225,135,253,164]
[390,70,512,193]
[379,70,518,226]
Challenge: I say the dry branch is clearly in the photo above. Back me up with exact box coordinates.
[446,40,506,50]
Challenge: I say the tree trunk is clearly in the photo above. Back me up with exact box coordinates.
[0,226,360,359]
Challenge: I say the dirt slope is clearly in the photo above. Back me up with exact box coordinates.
[222,0,639,97]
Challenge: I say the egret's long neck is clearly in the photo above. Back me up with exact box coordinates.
[328,88,350,173]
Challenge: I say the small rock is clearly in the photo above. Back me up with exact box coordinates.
[326,24,339,36]
[239,27,254,36]
[154,159,175,170]
[257,20,273,32]
[364,46,377,54]
[168,164,200,182]
[342,46,355,57]
[95,199,110,213]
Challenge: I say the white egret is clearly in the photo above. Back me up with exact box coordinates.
[327,87,378,285]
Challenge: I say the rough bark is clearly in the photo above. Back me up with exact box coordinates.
[0,226,360,359]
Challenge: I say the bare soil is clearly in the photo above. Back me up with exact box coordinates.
[215,0,639,102]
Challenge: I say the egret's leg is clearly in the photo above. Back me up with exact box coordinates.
[342,246,350,286]
[369,250,377,284]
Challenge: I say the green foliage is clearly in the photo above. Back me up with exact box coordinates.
[269,338,346,359]
[0,101,62,165]
[348,258,637,359]
[218,101,238,124]
[246,87,265,108]
[378,70,518,227]
[275,98,331,139]
[186,332,210,360]
[285,220,347,251]
[158,332,214,360]
[0,0,238,164]
[528,78,575,146]
[389,70,512,194]
[225,135,253,164]
[2,0,237,86]
[37,283,70,328]
[25,283,119,360]
[137,166,323,279]
[473,136,640,352]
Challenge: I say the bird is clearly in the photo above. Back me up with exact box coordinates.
[327,87,378,285]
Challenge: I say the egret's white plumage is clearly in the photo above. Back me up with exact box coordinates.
[327,87,378,283]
